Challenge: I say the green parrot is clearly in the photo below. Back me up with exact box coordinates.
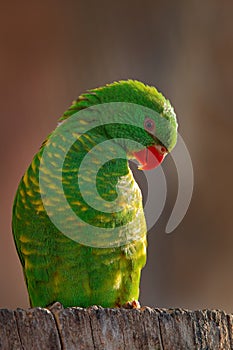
[12,80,177,308]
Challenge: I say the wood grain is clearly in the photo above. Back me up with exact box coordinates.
[0,305,232,349]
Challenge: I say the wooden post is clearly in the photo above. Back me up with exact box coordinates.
[0,304,232,349]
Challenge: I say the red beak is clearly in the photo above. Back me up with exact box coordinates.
[133,145,167,170]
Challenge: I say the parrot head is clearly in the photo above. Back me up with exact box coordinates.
[63,80,178,170]
[94,80,178,170]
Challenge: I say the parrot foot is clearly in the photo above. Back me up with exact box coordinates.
[122,300,141,309]
[46,301,64,312]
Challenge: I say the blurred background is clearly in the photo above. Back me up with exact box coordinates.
[0,0,233,311]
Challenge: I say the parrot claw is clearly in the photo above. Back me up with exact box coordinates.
[121,300,141,309]
[46,301,64,312]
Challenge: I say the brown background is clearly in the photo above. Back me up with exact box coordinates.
[0,0,233,311]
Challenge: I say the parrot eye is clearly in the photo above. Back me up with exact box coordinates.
[144,117,155,133]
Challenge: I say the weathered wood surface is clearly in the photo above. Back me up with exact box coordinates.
[0,304,232,349]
